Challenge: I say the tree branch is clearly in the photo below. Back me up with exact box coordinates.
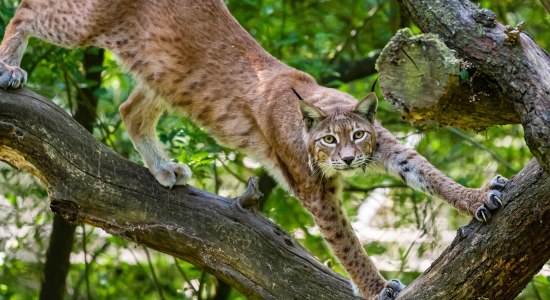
[2,87,549,299]
[320,53,380,85]
[0,89,357,300]
[397,158,550,299]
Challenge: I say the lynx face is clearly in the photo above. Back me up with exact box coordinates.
[300,93,378,178]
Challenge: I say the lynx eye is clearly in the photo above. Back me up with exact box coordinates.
[322,135,337,145]
[352,130,365,140]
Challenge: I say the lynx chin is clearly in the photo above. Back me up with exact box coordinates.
[0,1,506,299]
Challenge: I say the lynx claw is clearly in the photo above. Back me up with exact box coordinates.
[475,175,507,222]
[489,175,507,191]
[378,279,405,300]
[0,63,27,89]
[491,192,503,206]
[475,206,491,222]
[171,162,192,186]
[485,174,507,210]
[151,161,192,188]
[485,190,503,210]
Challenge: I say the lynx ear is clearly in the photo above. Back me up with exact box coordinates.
[299,100,325,131]
[354,92,378,122]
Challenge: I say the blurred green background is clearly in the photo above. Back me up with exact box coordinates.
[0,0,547,299]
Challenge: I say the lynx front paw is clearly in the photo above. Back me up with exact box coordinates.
[0,61,27,89]
[378,279,405,300]
[475,175,507,222]
[150,161,192,188]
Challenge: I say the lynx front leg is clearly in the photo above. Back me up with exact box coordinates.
[0,9,30,88]
[120,88,192,188]
[300,181,403,299]
[374,125,507,221]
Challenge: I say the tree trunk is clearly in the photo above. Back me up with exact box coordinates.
[397,0,550,173]
[376,28,519,130]
[376,0,550,298]
[39,215,77,300]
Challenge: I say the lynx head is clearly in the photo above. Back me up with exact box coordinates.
[299,92,378,177]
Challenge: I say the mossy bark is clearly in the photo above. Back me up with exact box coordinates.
[377,28,519,130]
[397,0,550,173]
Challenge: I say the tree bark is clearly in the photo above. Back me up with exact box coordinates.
[376,1,550,297]
[397,0,550,173]
[0,89,357,300]
[376,28,519,130]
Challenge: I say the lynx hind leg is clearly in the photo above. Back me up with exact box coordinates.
[119,88,192,188]
[378,279,406,300]
[475,175,508,222]
[0,0,115,89]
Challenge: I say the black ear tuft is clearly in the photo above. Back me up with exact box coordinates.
[354,92,378,122]
[299,100,325,131]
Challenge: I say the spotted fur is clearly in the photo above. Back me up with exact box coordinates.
[302,93,378,178]
[0,1,506,299]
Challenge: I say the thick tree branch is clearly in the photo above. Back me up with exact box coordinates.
[398,158,550,299]
[2,88,549,299]
[0,89,357,300]
[397,0,550,173]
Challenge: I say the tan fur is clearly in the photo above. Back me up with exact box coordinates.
[0,1,506,298]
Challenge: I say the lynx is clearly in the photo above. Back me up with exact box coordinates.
[0,0,506,299]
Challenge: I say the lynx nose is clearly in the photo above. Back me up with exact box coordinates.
[342,156,354,165]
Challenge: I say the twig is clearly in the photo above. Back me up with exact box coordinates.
[82,224,91,300]
[144,247,165,300]
[71,241,111,300]
[197,270,206,300]
[446,127,517,172]
[236,177,263,209]
[329,9,378,64]
[216,158,248,184]
[173,257,198,295]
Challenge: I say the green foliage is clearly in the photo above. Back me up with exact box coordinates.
[0,0,548,299]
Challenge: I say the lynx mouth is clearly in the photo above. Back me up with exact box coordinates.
[331,163,368,173]
[315,159,373,177]
[331,158,372,171]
